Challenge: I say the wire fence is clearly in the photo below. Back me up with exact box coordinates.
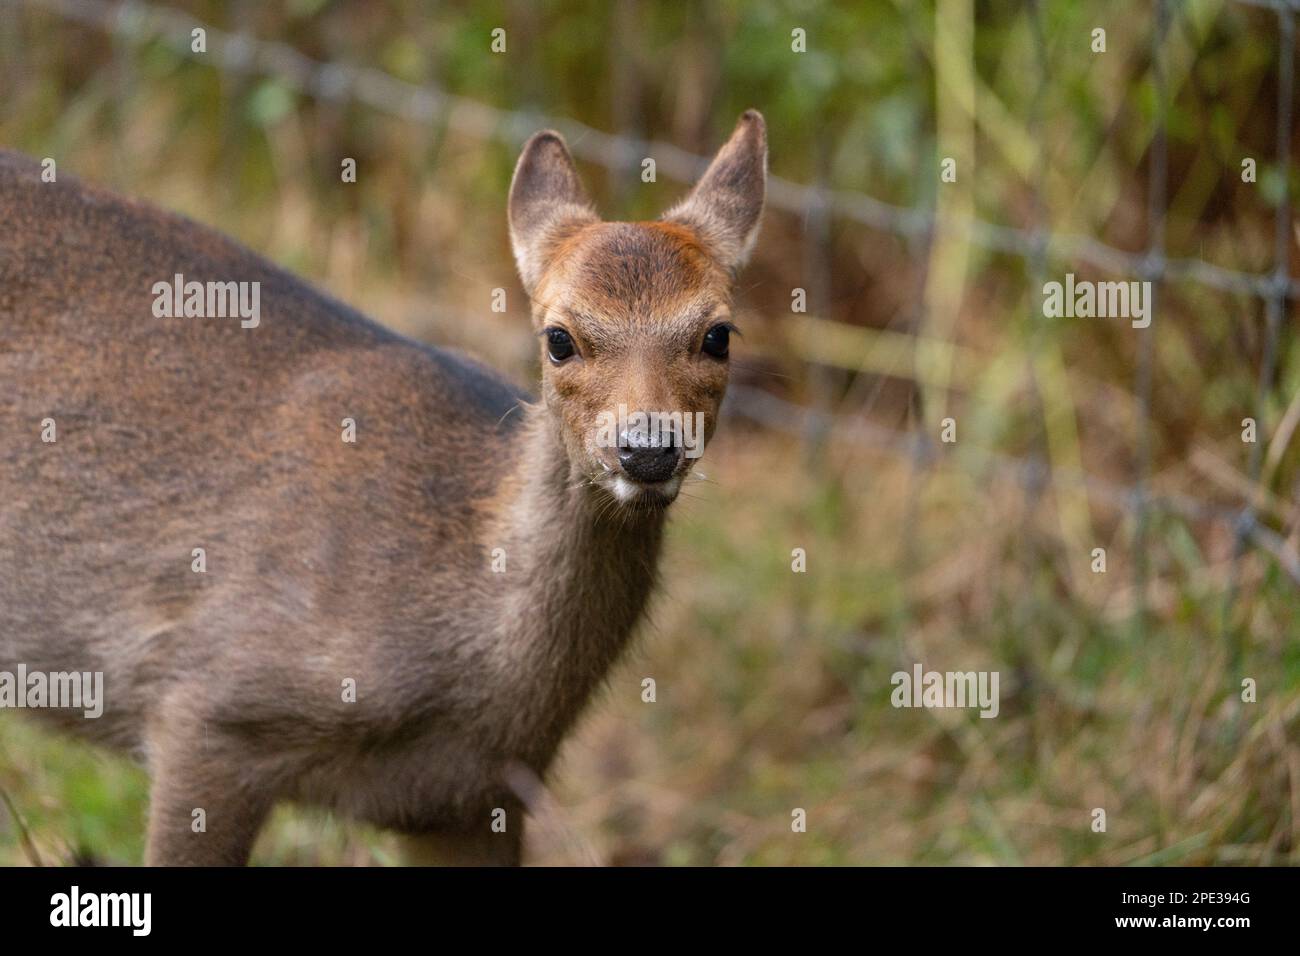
[7,0,1298,593]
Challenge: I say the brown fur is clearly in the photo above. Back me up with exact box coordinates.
[0,111,766,865]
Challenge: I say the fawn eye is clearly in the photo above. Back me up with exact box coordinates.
[546,327,577,363]
[701,324,730,359]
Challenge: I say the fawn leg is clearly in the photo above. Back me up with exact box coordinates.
[144,725,274,866]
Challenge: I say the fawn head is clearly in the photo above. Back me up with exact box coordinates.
[508,110,767,510]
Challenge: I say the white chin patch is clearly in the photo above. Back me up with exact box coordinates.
[611,476,639,503]
[611,475,682,504]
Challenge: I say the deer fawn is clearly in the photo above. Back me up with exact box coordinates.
[0,111,766,865]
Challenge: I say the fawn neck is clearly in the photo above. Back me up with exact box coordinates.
[483,404,666,761]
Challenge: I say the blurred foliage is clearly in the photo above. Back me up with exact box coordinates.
[0,0,1298,865]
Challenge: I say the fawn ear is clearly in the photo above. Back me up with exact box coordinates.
[509,131,597,296]
[664,110,767,273]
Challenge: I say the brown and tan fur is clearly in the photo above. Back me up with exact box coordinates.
[0,111,766,865]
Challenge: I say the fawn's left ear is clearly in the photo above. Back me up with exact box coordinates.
[509,131,598,296]
[664,110,767,273]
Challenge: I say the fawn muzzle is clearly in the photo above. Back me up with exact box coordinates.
[616,426,684,484]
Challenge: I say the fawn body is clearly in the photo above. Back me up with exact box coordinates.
[0,112,766,865]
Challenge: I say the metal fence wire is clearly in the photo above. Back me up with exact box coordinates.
[6,0,1299,597]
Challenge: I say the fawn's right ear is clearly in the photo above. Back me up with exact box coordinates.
[508,131,597,296]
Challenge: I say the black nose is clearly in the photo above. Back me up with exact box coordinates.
[617,430,683,483]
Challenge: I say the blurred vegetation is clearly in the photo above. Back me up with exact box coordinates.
[1,0,1298,865]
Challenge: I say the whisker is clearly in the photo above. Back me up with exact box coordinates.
[730,362,797,382]
[496,402,525,428]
